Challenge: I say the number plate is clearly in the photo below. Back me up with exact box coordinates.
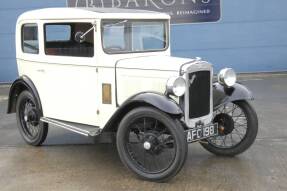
[186,123,218,143]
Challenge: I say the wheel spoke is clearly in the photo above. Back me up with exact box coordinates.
[230,133,235,146]
[154,119,158,130]
[233,128,244,139]
[208,102,248,149]
[143,149,146,170]
[143,118,146,133]
[152,154,159,172]
[128,142,141,145]
[223,136,227,146]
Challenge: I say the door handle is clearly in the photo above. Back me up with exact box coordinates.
[37,69,45,73]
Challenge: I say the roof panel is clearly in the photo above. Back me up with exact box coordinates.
[17,8,170,21]
[80,7,161,14]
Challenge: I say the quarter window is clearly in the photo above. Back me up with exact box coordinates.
[44,23,94,57]
[22,24,39,54]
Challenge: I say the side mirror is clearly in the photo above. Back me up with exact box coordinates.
[74,22,96,43]
[75,31,85,43]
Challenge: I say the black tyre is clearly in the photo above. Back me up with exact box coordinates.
[200,100,258,156]
[116,107,187,182]
[16,90,48,146]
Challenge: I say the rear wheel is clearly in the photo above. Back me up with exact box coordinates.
[200,100,258,156]
[116,107,187,182]
[16,90,48,146]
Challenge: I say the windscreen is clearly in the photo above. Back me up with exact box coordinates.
[102,20,168,54]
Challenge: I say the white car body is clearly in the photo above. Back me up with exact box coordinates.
[15,8,213,129]
[10,7,259,182]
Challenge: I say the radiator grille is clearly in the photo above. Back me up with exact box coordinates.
[188,71,211,119]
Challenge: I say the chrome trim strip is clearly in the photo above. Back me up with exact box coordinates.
[179,57,202,75]
[41,117,93,136]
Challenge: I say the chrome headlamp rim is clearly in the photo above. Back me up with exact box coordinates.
[166,76,186,97]
[218,68,237,87]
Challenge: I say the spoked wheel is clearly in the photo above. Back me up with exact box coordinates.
[200,100,258,156]
[117,107,187,182]
[16,91,48,146]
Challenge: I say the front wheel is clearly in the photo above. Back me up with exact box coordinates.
[200,100,258,156]
[116,107,187,182]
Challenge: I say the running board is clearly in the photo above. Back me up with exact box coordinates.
[40,117,102,137]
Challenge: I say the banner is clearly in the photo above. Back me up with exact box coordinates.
[67,0,221,24]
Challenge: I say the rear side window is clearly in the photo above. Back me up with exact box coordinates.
[44,23,94,57]
[22,24,39,54]
[45,25,71,42]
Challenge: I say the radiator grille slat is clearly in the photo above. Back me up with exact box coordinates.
[188,71,210,119]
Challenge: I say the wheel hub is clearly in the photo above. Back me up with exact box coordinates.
[24,115,28,122]
[26,108,39,126]
[142,132,162,154]
[213,113,234,135]
[143,141,151,150]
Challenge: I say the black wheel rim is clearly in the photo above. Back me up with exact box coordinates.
[124,117,177,174]
[207,102,248,148]
[19,98,40,140]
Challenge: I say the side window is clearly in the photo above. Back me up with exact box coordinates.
[132,22,166,51]
[22,24,39,54]
[44,23,94,57]
[46,25,71,42]
[102,22,126,52]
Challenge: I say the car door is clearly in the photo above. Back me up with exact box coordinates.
[39,21,99,126]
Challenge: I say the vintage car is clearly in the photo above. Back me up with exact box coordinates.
[8,8,258,182]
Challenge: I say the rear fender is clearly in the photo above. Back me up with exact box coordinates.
[7,76,42,114]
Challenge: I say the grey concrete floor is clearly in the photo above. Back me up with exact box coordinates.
[0,74,287,191]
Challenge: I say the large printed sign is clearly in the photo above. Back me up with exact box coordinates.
[67,0,221,24]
